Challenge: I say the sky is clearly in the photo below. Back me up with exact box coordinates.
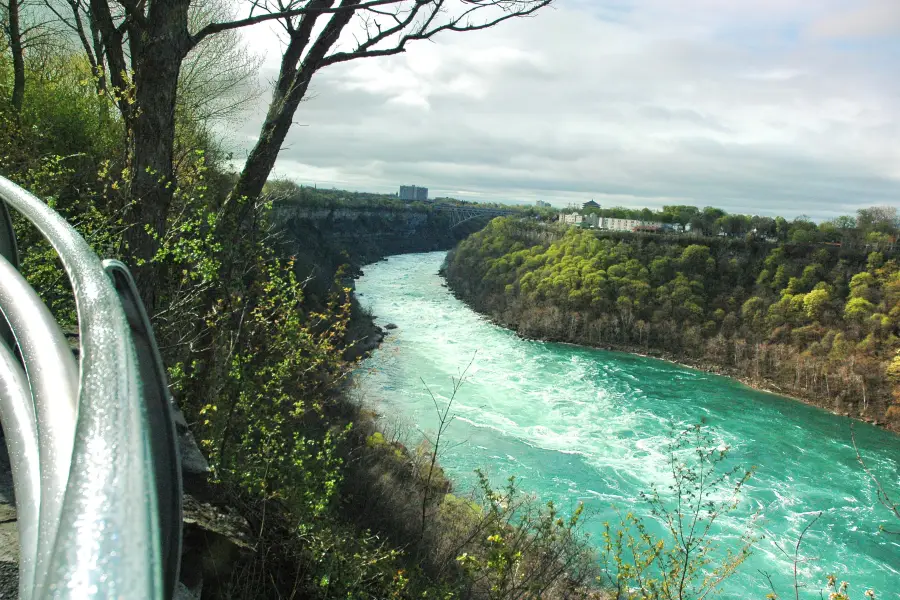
[230,0,900,219]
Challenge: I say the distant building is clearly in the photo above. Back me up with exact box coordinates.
[561,213,669,232]
[597,217,664,232]
[535,200,552,208]
[583,200,600,210]
[399,185,428,201]
[583,213,601,228]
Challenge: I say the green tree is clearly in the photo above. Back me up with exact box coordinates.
[844,297,876,323]
[803,288,829,321]
[680,244,713,274]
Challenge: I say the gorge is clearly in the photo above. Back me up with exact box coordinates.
[355,251,900,600]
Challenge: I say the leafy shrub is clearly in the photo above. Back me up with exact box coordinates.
[601,423,755,600]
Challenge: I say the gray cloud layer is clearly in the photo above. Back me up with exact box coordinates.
[231,0,900,219]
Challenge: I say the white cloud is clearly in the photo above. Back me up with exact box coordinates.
[809,0,900,39]
[228,0,900,218]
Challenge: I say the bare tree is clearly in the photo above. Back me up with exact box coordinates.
[178,0,264,124]
[38,0,550,309]
[40,0,106,93]
[230,0,552,204]
[759,511,822,600]
[3,0,25,109]
[2,0,59,110]
[851,423,899,535]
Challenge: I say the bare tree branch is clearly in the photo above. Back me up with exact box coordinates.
[44,0,104,89]
[88,0,131,119]
[418,351,476,538]
[321,0,550,67]
[851,422,900,535]
[189,0,402,48]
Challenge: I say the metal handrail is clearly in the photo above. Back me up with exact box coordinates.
[0,176,180,599]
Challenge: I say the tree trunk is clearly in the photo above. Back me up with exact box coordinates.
[8,0,25,111]
[229,0,358,204]
[228,74,311,204]
[122,0,191,311]
[67,0,107,97]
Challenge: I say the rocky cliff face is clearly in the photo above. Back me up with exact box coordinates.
[273,205,480,290]
[273,205,490,361]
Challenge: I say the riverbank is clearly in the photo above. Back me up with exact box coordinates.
[441,219,900,432]
[517,329,888,427]
[438,269,898,434]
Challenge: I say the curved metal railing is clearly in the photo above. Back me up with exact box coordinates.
[0,176,181,599]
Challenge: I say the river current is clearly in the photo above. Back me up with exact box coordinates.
[354,252,900,599]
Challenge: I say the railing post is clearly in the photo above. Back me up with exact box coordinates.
[0,176,177,599]
[0,200,18,349]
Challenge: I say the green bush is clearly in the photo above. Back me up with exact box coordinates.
[600,424,754,600]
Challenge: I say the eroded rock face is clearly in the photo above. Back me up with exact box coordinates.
[180,493,255,598]
[174,580,201,600]
[172,402,210,480]
[181,495,254,551]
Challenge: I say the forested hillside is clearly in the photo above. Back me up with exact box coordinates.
[444,218,900,429]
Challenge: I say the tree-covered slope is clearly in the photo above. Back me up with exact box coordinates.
[444,218,900,429]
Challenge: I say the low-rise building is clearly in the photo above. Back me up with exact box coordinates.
[561,213,672,232]
[597,217,664,232]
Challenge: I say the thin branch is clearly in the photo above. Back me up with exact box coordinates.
[417,351,477,537]
[793,512,822,600]
[758,570,780,599]
[321,0,549,67]
[189,0,401,48]
[851,422,900,535]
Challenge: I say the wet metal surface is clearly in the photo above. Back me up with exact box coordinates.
[0,177,163,599]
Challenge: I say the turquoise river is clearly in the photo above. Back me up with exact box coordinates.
[354,252,900,599]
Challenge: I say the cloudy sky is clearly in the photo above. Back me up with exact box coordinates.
[231,0,900,219]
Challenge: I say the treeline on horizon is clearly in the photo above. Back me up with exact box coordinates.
[558,203,899,248]
[444,213,900,429]
[269,179,526,212]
